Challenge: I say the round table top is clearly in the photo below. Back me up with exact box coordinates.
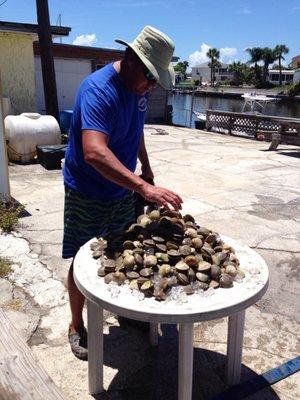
[74,235,269,324]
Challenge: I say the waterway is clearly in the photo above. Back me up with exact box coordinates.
[168,93,300,128]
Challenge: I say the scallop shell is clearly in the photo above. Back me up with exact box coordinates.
[219,273,233,288]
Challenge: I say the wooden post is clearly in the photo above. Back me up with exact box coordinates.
[206,110,210,131]
[36,0,59,121]
[0,309,65,399]
[255,117,259,139]
[228,116,233,135]
[0,71,10,198]
[189,87,195,128]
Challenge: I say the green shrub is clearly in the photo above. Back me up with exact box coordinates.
[0,199,24,232]
[220,79,232,86]
[287,80,300,97]
[0,257,12,277]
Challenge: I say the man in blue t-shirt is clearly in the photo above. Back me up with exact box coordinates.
[63,26,183,360]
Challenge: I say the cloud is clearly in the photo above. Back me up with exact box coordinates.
[219,47,238,63]
[188,44,238,67]
[188,43,211,67]
[73,34,97,46]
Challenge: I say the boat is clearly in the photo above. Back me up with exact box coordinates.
[194,92,279,121]
[241,92,279,114]
[193,111,206,121]
[193,91,280,131]
[193,111,207,129]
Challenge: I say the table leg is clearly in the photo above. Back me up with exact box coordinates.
[87,299,103,395]
[226,310,246,386]
[178,323,194,400]
[149,323,159,346]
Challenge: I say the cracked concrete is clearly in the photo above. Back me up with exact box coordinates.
[1,125,299,399]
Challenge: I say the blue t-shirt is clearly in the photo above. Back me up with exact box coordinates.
[63,63,148,200]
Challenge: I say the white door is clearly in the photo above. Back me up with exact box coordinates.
[35,57,92,113]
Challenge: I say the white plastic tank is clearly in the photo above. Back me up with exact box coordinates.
[4,113,61,163]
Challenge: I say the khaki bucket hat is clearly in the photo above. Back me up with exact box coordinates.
[115,25,175,90]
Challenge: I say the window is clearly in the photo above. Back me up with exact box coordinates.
[270,73,279,81]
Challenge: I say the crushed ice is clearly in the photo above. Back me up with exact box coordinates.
[106,281,120,298]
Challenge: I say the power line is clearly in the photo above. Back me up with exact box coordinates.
[0,0,8,7]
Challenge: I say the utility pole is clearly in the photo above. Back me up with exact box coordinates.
[36,0,59,121]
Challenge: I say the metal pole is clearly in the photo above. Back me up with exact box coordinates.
[189,87,195,128]
[0,71,10,198]
[36,0,59,121]
[58,14,62,44]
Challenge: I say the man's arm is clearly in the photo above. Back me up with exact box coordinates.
[82,130,182,210]
[138,132,154,181]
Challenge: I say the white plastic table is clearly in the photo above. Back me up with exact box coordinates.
[74,235,268,400]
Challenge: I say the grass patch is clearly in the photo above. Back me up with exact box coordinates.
[0,257,12,277]
[175,81,195,88]
[0,199,24,232]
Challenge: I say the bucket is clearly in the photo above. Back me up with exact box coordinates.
[195,120,206,130]
[59,110,73,135]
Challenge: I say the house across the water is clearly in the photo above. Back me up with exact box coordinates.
[268,69,294,85]
[191,62,234,85]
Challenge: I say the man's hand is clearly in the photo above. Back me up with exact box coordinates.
[82,130,183,211]
[138,183,183,211]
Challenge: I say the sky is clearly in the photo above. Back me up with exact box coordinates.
[1,0,300,68]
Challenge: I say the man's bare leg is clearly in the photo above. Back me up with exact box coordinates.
[68,261,88,360]
[68,261,85,331]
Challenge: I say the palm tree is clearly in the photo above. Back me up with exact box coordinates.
[241,64,255,85]
[215,60,222,83]
[206,48,220,86]
[229,61,244,85]
[274,44,289,85]
[261,47,277,85]
[208,60,221,86]
[245,47,263,82]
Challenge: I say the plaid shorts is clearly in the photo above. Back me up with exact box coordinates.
[62,186,135,259]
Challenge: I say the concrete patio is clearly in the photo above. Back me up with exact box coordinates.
[1,125,299,399]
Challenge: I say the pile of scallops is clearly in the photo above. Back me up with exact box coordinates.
[91,208,244,301]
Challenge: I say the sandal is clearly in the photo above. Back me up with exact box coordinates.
[68,326,88,361]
